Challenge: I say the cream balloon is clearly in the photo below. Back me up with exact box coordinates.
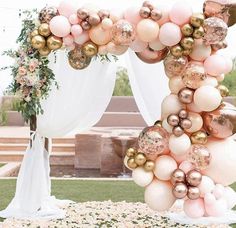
[186,112,203,133]
[149,38,166,51]
[132,167,154,187]
[161,94,185,119]
[187,102,202,113]
[203,137,236,186]
[89,24,111,45]
[169,76,185,94]
[106,42,129,55]
[145,179,176,211]
[194,86,222,112]
[200,76,218,87]
[190,39,212,61]
[169,134,191,156]
[154,155,177,181]
[198,176,215,197]
[162,118,173,133]
[137,19,159,42]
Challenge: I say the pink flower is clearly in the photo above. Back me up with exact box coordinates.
[18,66,27,76]
[29,62,37,72]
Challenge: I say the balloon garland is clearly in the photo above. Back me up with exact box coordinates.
[6,0,236,219]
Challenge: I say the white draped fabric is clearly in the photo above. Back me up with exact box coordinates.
[0,0,236,220]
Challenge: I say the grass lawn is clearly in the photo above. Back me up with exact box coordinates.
[0,164,5,168]
[0,179,235,227]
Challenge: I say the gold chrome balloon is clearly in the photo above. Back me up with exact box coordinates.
[134,153,147,166]
[170,45,183,57]
[154,120,162,127]
[217,85,229,97]
[31,35,46,49]
[38,23,51,37]
[182,48,193,56]
[82,41,98,57]
[68,47,92,70]
[31,29,39,38]
[126,148,136,157]
[180,37,194,50]
[181,24,194,36]
[144,160,155,171]
[38,46,51,56]
[190,131,208,145]
[47,35,63,50]
[193,26,205,39]
[127,157,138,169]
[190,13,205,28]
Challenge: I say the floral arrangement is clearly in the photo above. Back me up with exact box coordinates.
[2,10,57,121]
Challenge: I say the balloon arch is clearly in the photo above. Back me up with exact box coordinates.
[3,0,236,221]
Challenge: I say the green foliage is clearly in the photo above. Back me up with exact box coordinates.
[222,70,236,96]
[113,67,133,96]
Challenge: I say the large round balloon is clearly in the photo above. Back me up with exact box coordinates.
[144,179,176,211]
[137,126,169,160]
[203,102,236,139]
[203,136,236,186]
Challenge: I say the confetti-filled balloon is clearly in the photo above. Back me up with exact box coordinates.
[138,126,169,160]
[39,6,58,23]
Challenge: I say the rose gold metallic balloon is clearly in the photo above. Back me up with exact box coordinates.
[182,61,206,89]
[171,169,186,184]
[173,183,188,199]
[164,54,188,78]
[203,17,228,45]
[136,47,168,64]
[178,88,194,104]
[188,144,211,170]
[203,102,236,139]
[172,126,184,137]
[179,109,188,119]
[81,20,91,30]
[77,8,89,20]
[167,114,180,127]
[187,186,200,200]
[151,9,162,21]
[180,119,192,130]
[140,7,151,18]
[138,126,169,160]
[203,0,231,24]
[98,10,110,19]
[143,1,154,10]
[186,170,202,186]
[88,13,101,26]
[111,20,136,46]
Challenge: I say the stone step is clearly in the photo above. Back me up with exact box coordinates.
[0,144,75,152]
[95,112,147,127]
[0,151,75,165]
[0,162,21,177]
[0,137,75,144]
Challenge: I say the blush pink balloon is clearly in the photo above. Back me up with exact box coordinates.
[71,24,83,38]
[171,152,187,164]
[213,184,225,199]
[69,14,79,25]
[169,1,192,25]
[74,31,89,45]
[184,199,205,218]
[58,0,77,18]
[179,161,195,174]
[63,34,74,46]
[49,15,71,37]
[130,38,148,52]
[190,39,212,62]
[204,55,226,76]
[98,45,108,55]
[159,23,181,46]
[124,6,142,25]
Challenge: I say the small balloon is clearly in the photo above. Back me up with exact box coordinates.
[111,20,136,46]
[68,47,91,70]
[188,144,211,170]
[138,126,169,160]
[144,160,155,171]
[173,183,188,199]
[178,88,194,104]
[186,170,202,186]
[38,46,51,56]
[203,17,228,45]
[171,169,186,185]
[187,186,201,200]
[182,61,206,89]
[132,167,153,187]
[134,153,147,166]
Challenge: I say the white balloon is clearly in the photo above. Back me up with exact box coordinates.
[200,76,218,87]
[161,94,185,119]
[194,86,222,112]
[154,155,177,181]
[132,167,154,187]
[162,118,173,133]
[169,134,191,156]
[149,38,166,51]
[224,187,236,209]
[145,179,176,211]
[185,112,203,133]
